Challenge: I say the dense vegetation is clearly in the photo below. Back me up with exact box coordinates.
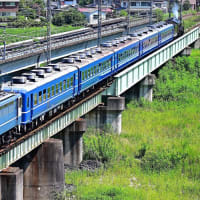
[62,50,200,199]
[52,9,86,26]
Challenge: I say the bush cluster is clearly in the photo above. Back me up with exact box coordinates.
[52,9,86,26]
[8,16,46,28]
[83,129,118,163]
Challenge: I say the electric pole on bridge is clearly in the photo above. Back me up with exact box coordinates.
[98,0,102,47]
[149,0,153,25]
[127,0,130,35]
[46,0,51,65]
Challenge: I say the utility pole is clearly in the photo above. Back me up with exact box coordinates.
[97,0,102,47]
[149,0,152,24]
[0,25,6,61]
[180,0,182,23]
[46,0,51,65]
[168,0,173,19]
[127,0,130,35]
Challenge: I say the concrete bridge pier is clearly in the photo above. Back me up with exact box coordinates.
[193,38,200,49]
[85,97,125,134]
[181,46,191,56]
[14,138,64,200]
[0,167,23,200]
[139,74,156,101]
[55,118,87,166]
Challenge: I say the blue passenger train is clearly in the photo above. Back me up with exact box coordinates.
[0,21,176,144]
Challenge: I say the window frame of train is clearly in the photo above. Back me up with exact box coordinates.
[34,93,37,106]
[39,91,42,103]
[43,89,46,101]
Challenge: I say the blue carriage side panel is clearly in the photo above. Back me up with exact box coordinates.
[116,41,140,72]
[159,25,174,47]
[80,53,114,93]
[0,93,22,135]
[30,70,78,121]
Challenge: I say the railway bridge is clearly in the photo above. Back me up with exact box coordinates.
[0,27,199,199]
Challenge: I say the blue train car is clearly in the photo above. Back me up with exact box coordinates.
[0,91,22,135]
[3,65,78,129]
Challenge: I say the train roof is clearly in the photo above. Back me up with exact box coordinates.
[3,65,77,92]
[0,91,18,103]
[59,37,140,70]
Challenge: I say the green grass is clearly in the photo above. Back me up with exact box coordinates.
[183,15,200,29]
[0,24,82,44]
[63,50,200,200]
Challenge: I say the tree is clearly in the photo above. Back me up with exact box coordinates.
[52,9,86,26]
[154,9,164,22]
[183,0,191,10]
[120,10,128,17]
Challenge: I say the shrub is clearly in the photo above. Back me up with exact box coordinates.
[83,129,118,163]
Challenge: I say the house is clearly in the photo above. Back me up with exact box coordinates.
[78,7,112,24]
[120,0,167,15]
[60,0,77,8]
[0,0,20,17]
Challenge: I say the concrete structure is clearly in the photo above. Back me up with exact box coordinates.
[78,7,109,24]
[139,74,156,101]
[120,0,167,15]
[55,118,87,166]
[181,46,192,56]
[0,167,23,200]
[60,0,77,7]
[13,138,64,200]
[86,96,125,134]
[0,0,20,17]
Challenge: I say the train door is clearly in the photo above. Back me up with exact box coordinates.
[73,73,76,97]
[30,93,33,120]
[17,96,22,121]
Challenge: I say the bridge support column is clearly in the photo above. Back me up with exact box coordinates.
[85,97,125,134]
[20,138,64,200]
[193,38,200,49]
[139,74,156,102]
[105,96,125,134]
[0,167,23,200]
[181,46,191,56]
[56,119,86,166]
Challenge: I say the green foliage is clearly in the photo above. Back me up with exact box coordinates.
[79,0,93,6]
[83,129,118,163]
[120,10,128,17]
[183,15,200,29]
[183,0,191,10]
[52,9,86,26]
[154,54,200,102]
[18,0,45,19]
[154,8,164,22]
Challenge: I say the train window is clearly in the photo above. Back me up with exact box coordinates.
[43,89,46,101]
[63,80,66,90]
[85,70,87,79]
[34,93,37,105]
[56,83,59,94]
[27,97,29,108]
[70,77,73,86]
[67,79,70,88]
[82,72,84,80]
[60,82,62,92]
[88,69,90,77]
[52,85,55,96]
[48,88,50,98]
[94,66,96,74]
[91,67,93,76]
[39,91,42,103]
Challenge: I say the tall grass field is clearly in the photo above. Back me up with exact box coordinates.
[62,49,200,200]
